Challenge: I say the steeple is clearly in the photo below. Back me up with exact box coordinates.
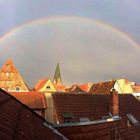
[53,63,62,84]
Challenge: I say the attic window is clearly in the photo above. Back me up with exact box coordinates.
[126,113,139,126]
[16,86,20,91]
[46,86,50,89]
[62,112,73,123]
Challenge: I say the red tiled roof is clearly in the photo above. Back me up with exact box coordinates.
[132,85,140,93]
[66,85,84,92]
[9,91,47,109]
[35,79,49,91]
[89,80,116,94]
[52,93,109,122]
[54,84,66,92]
[0,89,67,140]
[52,93,140,139]
[66,83,92,93]
[78,83,92,92]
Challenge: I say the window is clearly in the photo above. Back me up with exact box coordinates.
[62,112,74,123]
[6,72,9,76]
[126,113,139,126]
[16,86,20,91]
[80,118,90,122]
[46,86,50,89]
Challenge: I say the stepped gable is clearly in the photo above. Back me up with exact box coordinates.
[89,80,116,94]
[0,88,67,140]
[53,93,140,139]
[0,59,29,91]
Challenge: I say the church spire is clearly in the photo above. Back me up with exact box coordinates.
[53,63,62,84]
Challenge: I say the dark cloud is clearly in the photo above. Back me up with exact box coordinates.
[0,17,140,87]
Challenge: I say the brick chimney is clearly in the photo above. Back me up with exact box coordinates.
[110,89,119,116]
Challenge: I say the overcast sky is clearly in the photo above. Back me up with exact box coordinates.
[0,0,140,87]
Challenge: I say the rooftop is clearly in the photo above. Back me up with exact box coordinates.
[0,89,67,140]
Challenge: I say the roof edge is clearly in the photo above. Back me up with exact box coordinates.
[54,117,121,128]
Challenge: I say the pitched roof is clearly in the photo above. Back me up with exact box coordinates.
[78,83,93,92]
[52,93,140,139]
[67,83,93,92]
[52,93,109,122]
[66,85,85,92]
[56,120,119,140]
[35,79,49,91]
[0,89,67,140]
[54,84,66,92]
[9,91,47,109]
[89,80,116,94]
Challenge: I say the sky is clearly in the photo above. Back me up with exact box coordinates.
[0,0,140,87]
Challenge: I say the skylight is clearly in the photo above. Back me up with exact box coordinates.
[126,113,139,126]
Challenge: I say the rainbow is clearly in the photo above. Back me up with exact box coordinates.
[0,16,139,49]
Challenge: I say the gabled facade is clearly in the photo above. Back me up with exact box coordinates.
[114,79,134,94]
[35,79,57,92]
[0,59,29,92]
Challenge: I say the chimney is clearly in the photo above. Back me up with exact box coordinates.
[110,89,119,116]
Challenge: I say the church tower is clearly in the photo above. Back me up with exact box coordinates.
[53,63,62,84]
[0,59,29,92]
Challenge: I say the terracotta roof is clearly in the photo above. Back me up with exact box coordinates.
[35,79,49,91]
[78,83,92,92]
[54,84,66,92]
[52,93,140,139]
[132,85,140,93]
[66,85,84,92]
[89,80,116,94]
[9,92,47,109]
[66,83,92,93]
[0,89,67,140]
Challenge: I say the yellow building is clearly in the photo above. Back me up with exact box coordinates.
[35,79,57,92]
[114,79,134,94]
[0,59,29,92]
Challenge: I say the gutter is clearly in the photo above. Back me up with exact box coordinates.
[54,117,121,128]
